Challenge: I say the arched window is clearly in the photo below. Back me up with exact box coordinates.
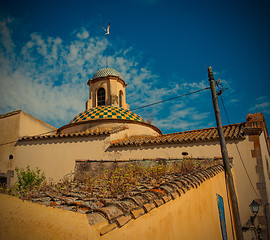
[119,91,123,107]
[97,88,106,106]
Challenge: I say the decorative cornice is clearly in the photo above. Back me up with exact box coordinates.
[87,75,127,87]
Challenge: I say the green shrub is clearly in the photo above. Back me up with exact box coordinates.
[15,165,45,190]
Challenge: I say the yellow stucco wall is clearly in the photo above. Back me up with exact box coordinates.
[0,111,55,176]
[15,135,110,184]
[9,130,262,239]
[102,170,234,240]
[14,124,159,185]
[0,113,20,173]
[0,171,234,240]
[0,194,100,240]
[19,111,56,137]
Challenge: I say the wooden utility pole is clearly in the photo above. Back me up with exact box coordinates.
[208,67,244,240]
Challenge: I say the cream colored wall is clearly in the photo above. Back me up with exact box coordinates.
[259,132,270,202]
[14,135,111,185]
[13,124,159,185]
[0,111,56,180]
[0,113,20,173]
[60,122,160,137]
[125,124,160,137]
[19,111,56,137]
[8,120,159,186]
[0,171,234,240]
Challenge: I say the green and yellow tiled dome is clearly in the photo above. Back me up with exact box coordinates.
[70,106,145,124]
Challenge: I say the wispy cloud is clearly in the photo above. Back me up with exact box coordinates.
[0,17,211,133]
[249,96,270,115]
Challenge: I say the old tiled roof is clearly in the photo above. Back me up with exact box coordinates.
[22,164,224,236]
[111,123,246,147]
[19,125,128,141]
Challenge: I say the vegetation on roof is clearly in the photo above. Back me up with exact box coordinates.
[1,159,212,201]
[1,161,224,235]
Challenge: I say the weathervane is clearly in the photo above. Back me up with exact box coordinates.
[101,23,111,67]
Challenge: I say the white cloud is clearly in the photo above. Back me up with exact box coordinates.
[0,17,15,55]
[76,28,89,39]
[254,102,270,114]
[0,18,211,132]
[229,99,239,103]
[256,102,270,109]
[249,96,270,115]
[256,96,269,101]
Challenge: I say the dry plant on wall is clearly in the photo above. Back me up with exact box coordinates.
[2,161,205,200]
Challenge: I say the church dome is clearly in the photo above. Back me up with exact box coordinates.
[70,106,145,124]
[92,68,123,80]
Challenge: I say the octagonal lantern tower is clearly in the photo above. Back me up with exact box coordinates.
[86,68,129,110]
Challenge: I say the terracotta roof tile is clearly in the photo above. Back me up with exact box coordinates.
[17,164,224,236]
[19,125,128,141]
[111,123,246,147]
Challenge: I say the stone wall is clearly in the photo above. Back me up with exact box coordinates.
[74,158,224,179]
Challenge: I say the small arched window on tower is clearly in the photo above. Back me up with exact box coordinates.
[97,88,106,106]
[119,90,123,108]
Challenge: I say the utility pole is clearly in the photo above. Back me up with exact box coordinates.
[208,67,244,240]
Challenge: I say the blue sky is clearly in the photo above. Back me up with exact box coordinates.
[0,0,269,134]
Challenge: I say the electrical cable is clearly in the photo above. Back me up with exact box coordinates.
[1,87,210,146]
[0,130,56,146]
[218,92,260,199]
[131,87,210,111]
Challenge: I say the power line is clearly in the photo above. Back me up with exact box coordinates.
[131,87,210,111]
[0,130,56,146]
[218,92,260,199]
[0,140,18,146]
[1,87,210,146]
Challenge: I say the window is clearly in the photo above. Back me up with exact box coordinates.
[97,88,106,106]
[0,177,7,187]
[119,91,123,107]
[217,194,228,240]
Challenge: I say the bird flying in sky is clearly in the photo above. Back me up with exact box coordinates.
[101,23,110,35]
